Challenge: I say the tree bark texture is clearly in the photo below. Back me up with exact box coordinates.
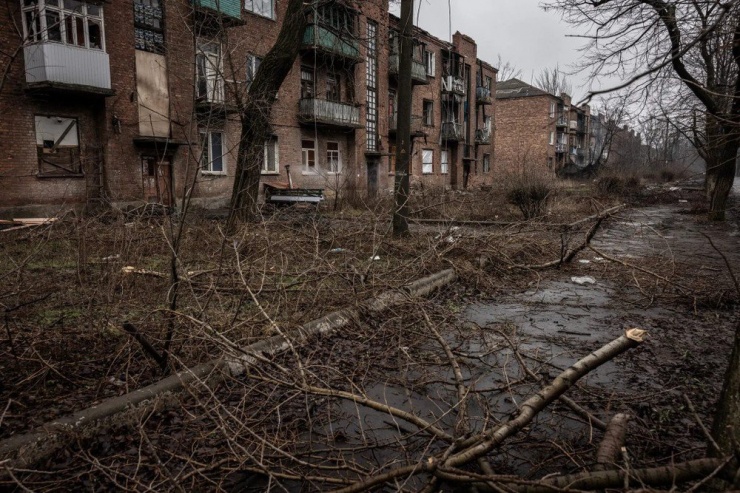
[712,321,740,455]
[227,0,308,227]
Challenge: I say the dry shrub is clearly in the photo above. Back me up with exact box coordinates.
[505,173,554,220]
[596,173,641,197]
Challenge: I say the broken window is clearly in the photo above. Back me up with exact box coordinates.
[245,0,274,19]
[22,0,105,50]
[326,73,340,102]
[35,115,82,176]
[134,0,164,53]
[196,41,224,103]
[422,148,433,174]
[300,67,315,99]
[200,131,225,173]
[246,54,262,88]
[261,136,279,174]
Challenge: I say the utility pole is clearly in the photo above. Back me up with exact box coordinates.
[392,0,414,236]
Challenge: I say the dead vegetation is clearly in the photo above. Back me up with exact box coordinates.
[1,182,738,491]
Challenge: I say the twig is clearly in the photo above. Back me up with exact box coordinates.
[683,393,722,455]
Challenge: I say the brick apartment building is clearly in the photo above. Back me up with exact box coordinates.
[0,0,496,214]
[494,78,591,178]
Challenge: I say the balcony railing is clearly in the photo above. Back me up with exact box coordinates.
[299,98,361,129]
[389,114,425,135]
[556,116,567,126]
[302,24,361,62]
[192,0,242,22]
[389,55,429,85]
[441,75,465,95]
[555,143,567,153]
[441,121,464,142]
[475,128,491,144]
[569,120,578,131]
[24,43,111,94]
[476,86,492,104]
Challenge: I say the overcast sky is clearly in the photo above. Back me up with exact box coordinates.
[389,0,601,100]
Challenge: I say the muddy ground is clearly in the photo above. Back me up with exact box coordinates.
[1,182,738,491]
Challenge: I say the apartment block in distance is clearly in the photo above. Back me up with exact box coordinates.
[0,0,497,214]
[494,78,591,178]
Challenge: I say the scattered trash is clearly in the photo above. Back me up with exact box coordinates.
[121,266,166,278]
[678,199,688,203]
[594,257,605,262]
[102,254,121,262]
[571,276,596,285]
[329,248,346,253]
[668,186,680,191]
[578,259,591,264]
[0,217,58,233]
[369,255,381,261]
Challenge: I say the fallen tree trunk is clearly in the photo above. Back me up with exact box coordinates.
[595,413,631,469]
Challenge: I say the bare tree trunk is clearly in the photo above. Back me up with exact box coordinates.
[705,141,738,221]
[392,0,414,237]
[712,324,740,456]
[227,0,308,229]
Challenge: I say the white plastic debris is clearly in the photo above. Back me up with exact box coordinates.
[370,255,381,261]
[669,186,680,191]
[678,199,688,203]
[578,259,591,264]
[571,276,597,285]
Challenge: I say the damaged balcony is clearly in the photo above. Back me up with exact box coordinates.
[301,4,361,64]
[389,114,425,136]
[24,43,112,95]
[191,0,244,26]
[441,121,464,143]
[441,75,465,103]
[389,34,429,85]
[474,128,491,145]
[298,98,362,129]
[476,86,492,104]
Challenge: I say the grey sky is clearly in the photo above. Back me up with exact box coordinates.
[389,0,599,100]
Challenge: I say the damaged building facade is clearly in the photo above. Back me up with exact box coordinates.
[494,78,592,177]
[0,0,497,214]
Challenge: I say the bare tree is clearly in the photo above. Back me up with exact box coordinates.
[535,65,572,96]
[546,0,740,221]
[495,54,522,82]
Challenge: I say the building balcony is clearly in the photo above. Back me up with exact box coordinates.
[441,121,464,142]
[388,55,429,85]
[569,120,578,131]
[556,116,567,127]
[476,86,492,104]
[298,98,362,129]
[24,43,112,95]
[555,143,567,153]
[474,128,491,144]
[301,24,362,64]
[441,75,465,96]
[389,114,425,136]
[191,0,243,25]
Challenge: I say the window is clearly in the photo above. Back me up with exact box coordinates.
[134,0,163,53]
[549,101,556,119]
[389,144,396,174]
[200,131,225,173]
[422,149,433,174]
[424,50,435,77]
[365,20,378,152]
[35,115,82,176]
[484,75,492,91]
[440,150,448,174]
[22,0,105,50]
[326,73,340,101]
[483,153,491,173]
[302,139,316,174]
[549,131,555,145]
[245,0,274,19]
[326,142,341,173]
[262,137,279,174]
[317,4,355,34]
[422,100,434,126]
[300,66,315,99]
[196,41,224,103]
[246,54,262,88]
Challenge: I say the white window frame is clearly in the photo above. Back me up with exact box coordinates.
[261,137,279,174]
[245,0,275,19]
[440,150,448,175]
[423,100,434,127]
[549,101,556,118]
[22,0,106,51]
[302,139,317,174]
[326,141,341,174]
[196,41,224,103]
[200,130,226,174]
[549,131,555,145]
[424,50,435,77]
[422,148,433,174]
[483,153,491,173]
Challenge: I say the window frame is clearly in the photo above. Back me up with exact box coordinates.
[422,100,434,127]
[300,66,315,99]
[196,40,224,103]
[34,114,83,177]
[483,153,491,173]
[422,148,433,174]
[440,149,448,175]
[302,139,317,175]
[326,141,341,174]
[246,53,262,88]
[200,130,226,175]
[22,0,106,51]
[245,0,275,20]
[261,136,279,174]
[424,50,435,77]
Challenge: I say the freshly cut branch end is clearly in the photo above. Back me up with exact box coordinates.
[625,328,648,342]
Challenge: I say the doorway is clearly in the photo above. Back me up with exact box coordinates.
[141,155,173,205]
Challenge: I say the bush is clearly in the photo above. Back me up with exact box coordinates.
[506,176,553,220]
[596,173,641,196]
[659,169,675,182]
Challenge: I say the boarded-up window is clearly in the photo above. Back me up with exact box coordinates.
[35,116,82,176]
